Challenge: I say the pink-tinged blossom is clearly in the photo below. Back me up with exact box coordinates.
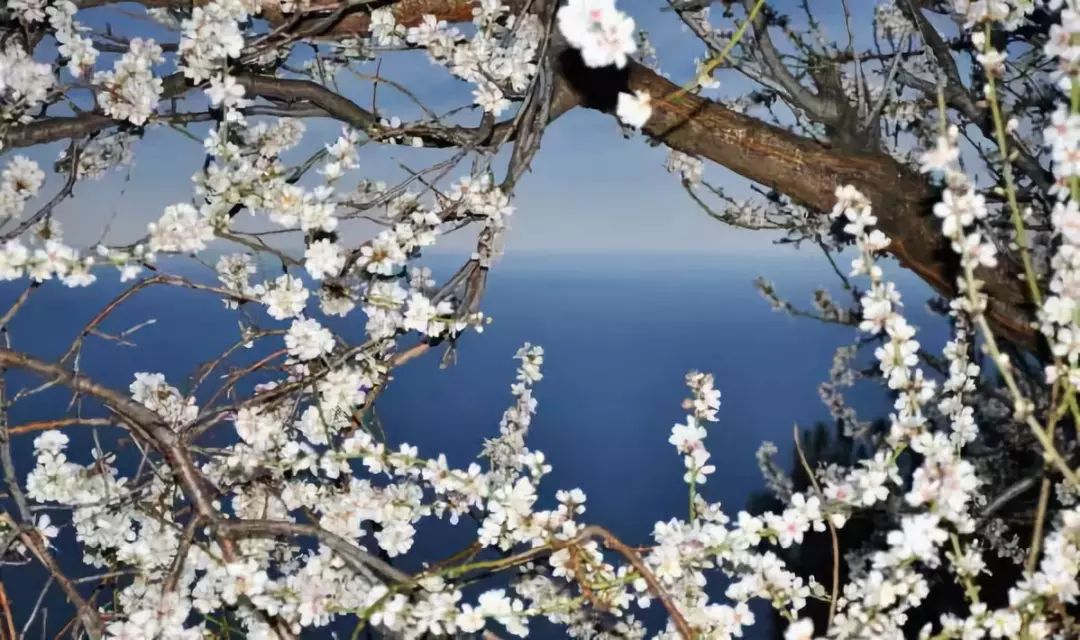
[556,0,636,69]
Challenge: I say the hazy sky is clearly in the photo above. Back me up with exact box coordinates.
[17,0,884,258]
[37,105,791,255]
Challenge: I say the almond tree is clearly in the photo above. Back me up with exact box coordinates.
[0,1,1078,639]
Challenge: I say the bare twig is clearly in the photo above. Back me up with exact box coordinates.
[794,425,840,629]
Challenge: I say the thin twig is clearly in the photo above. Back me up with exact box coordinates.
[794,425,840,629]
[0,580,16,640]
[1026,476,1052,574]
[19,576,53,640]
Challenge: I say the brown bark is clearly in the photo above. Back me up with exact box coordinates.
[260,0,477,35]
[14,0,1039,348]
[75,0,477,31]
[552,54,1036,347]
[625,63,1035,347]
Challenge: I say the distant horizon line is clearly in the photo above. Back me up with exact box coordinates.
[192,246,833,260]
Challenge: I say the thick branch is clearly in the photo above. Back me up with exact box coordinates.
[739,0,841,124]
[234,73,377,129]
[3,75,376,150]
[75,0,478,34]
[2,1,1040,348]
[262,0,477,37]
[216,520,411,583]
[2,0,480,149]
[555,53,1035,347]
[1,114,114,150]
[2,73,187,149]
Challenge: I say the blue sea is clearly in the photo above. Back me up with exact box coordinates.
[0,251,943,638]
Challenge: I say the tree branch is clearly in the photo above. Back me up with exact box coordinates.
[739,0,842,124]
[233,73,377,129]
[898,0,1052,192]
[554,52,1036,348]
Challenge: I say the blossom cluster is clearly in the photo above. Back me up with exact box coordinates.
[557,0,637,69]
[392,2,542,116]
[0,154,44,220]
[0,42,54,129]
[0,217,101,286]
[3,0,1080,639]
[94,38,164,126]
[178,0,253,82]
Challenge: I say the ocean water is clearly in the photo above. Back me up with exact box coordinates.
[0,252,942,637]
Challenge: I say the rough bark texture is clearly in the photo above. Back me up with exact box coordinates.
[16,0,1039,348]
[555,54,1036,347]
[262,0,478,34]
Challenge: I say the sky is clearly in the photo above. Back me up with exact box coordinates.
[13,0,891,259]
[0,3,961,634]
